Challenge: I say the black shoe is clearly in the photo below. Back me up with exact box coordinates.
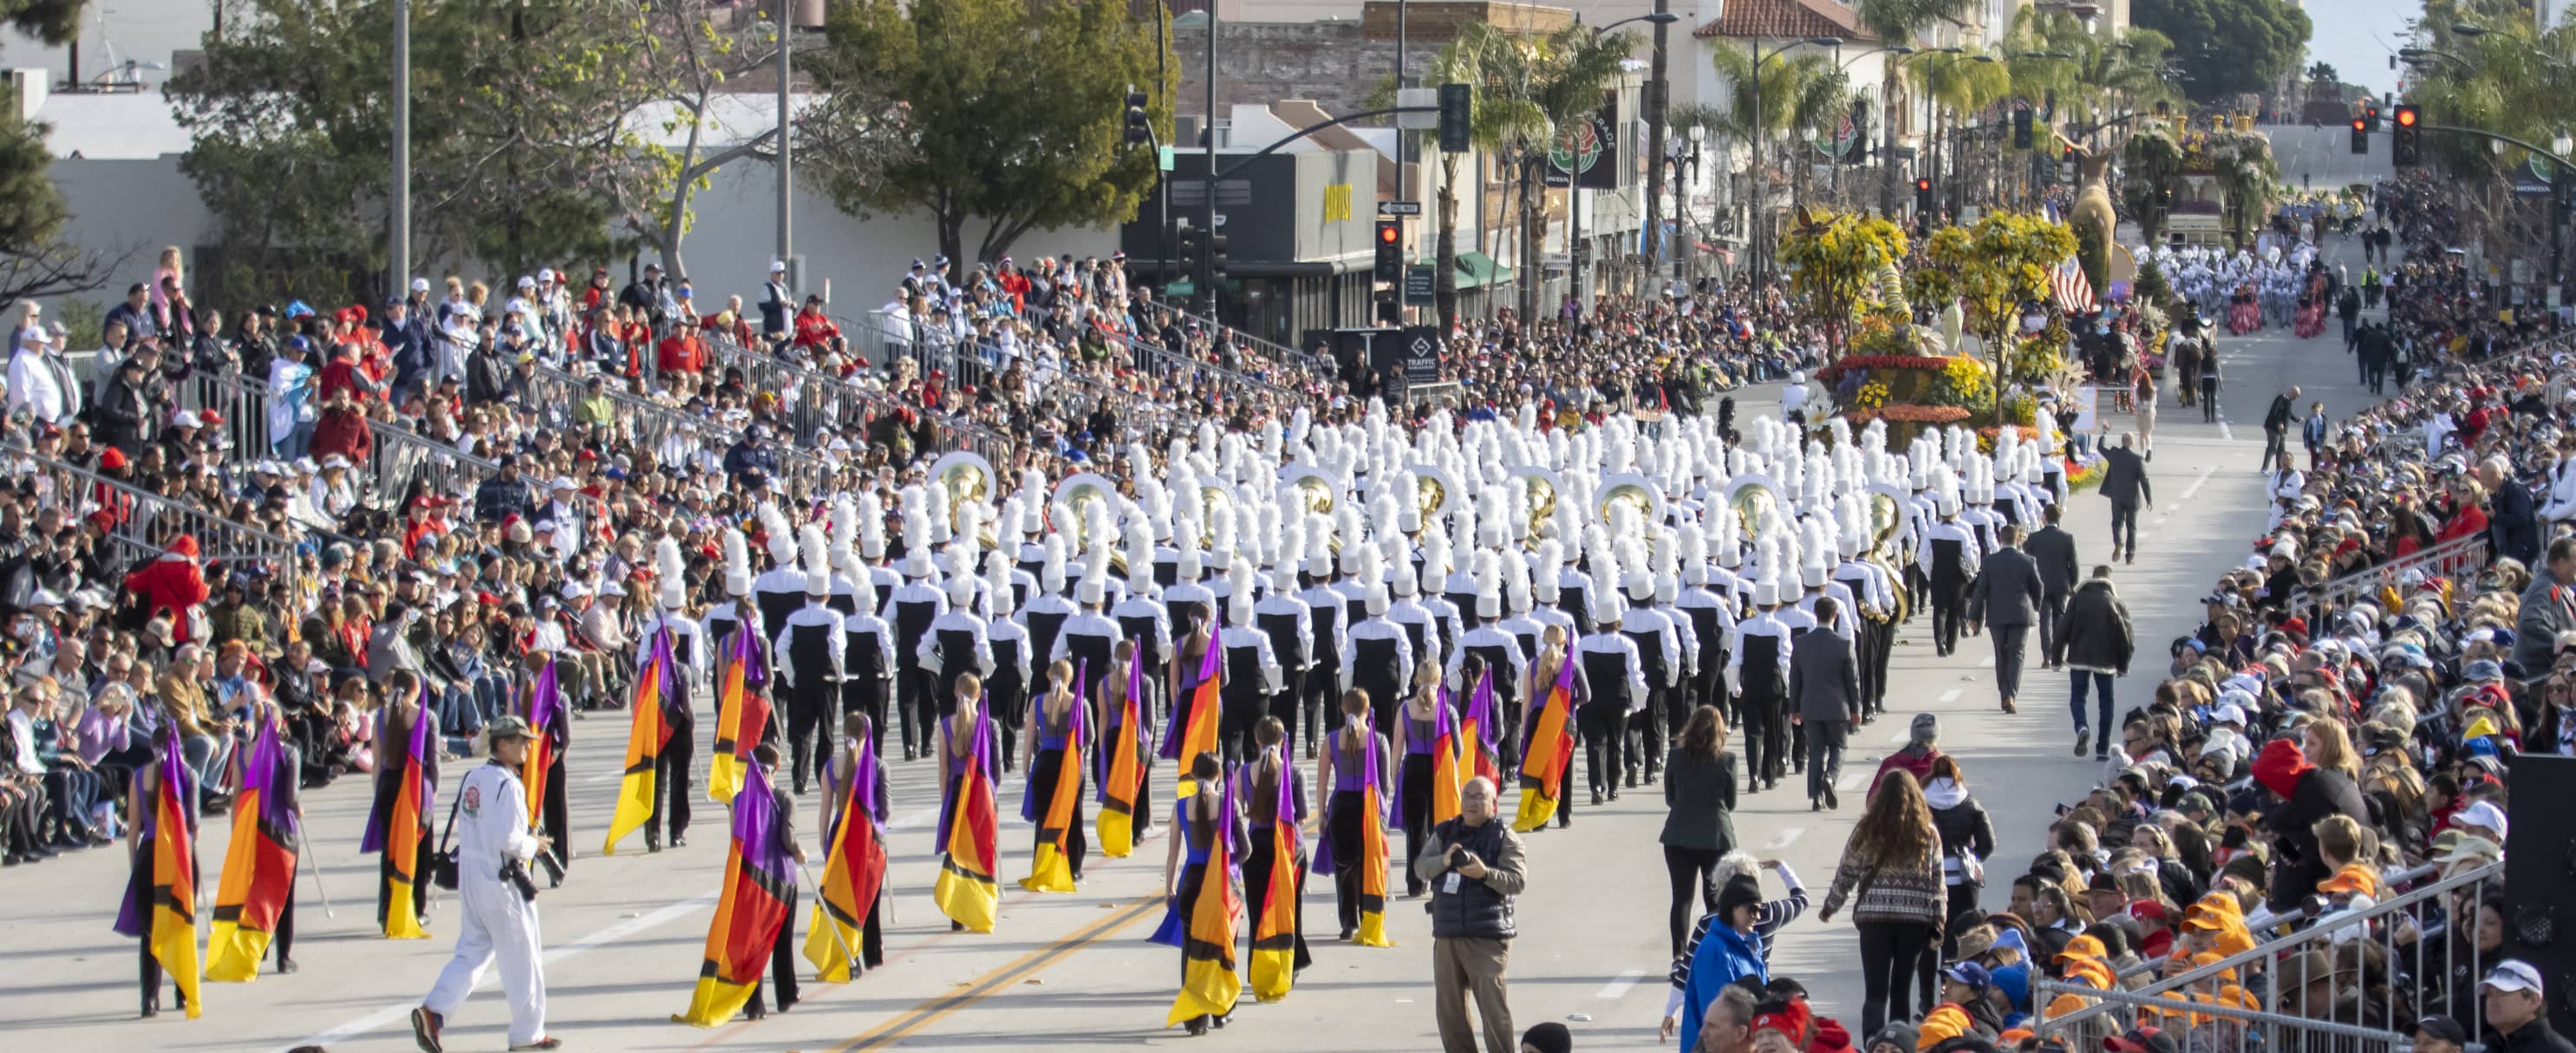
[668,834,686,848]
[275,958,298,975]
[1590,790,1605,806]
[1824,785,1839,810]
[1811,797,1823,811]
[644,831,662,854]
[951,919,965,932]
[2074,729,2089,755]
[1607,788,1620,801]
[2094,752,2110,762]
[411,1006,445,1053]
[1185,1018,1210,1037]
[1339,926,1355,941]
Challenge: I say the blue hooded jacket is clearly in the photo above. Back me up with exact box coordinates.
[1678,922,1767,1051]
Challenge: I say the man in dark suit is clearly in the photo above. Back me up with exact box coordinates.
[2023,505,2079,669]
[1965,523,2042,715]
[2484,457,2541,568]
[1787,597,1860,812]
[2260,385,2299,472]
[2099,434,2153,563]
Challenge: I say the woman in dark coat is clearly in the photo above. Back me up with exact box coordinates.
[1660,705,1738,959]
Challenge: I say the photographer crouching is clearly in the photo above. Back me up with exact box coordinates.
[1411,775,1529,1053]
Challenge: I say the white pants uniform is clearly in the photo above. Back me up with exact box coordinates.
[426,763,549,1047]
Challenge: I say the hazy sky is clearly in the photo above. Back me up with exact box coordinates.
[2306,0,2423,97]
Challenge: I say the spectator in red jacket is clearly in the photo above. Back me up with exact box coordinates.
[1873,713,1945,793]
[308,389,375,468]
[792,297,845,356]
[124,534,212,644]
[658,326,708,381]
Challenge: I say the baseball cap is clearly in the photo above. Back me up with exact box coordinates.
[2415,1017,2470,1046]
[2055,933,2108,962]
[2213,702,2247,725]
[2455,801,2509,840]
[2104,1028,2180,1053]
[2464,659,2504,682]
[485,715,535,742]
[411,277,431,292]
[1940,960,1992,990]
[2481,960,2544,997]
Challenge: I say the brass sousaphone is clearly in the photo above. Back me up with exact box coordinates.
[1721,473,1787,538]
[1864,481,1914,623]
[1407,461,1463,526]
[1595,472,1666,532]
[1275,462,1339,553]
[929,449,999,547]
[1509,466,1563,545]
[1051,471,1121,560]
[1197,474,1236,538]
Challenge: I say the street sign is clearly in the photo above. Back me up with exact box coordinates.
[1399,325,1442,383]
[1158,145,1174,172]
[1395,88,1437,129]
[1378,200,1423,216]
[1404,265,1435,304]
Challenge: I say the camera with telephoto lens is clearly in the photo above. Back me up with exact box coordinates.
[501,858,538,902]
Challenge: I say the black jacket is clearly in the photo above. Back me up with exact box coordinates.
[2052,578,2135,673]
[2023,525,2079,597]
[1965,546,2043,627]
[2263,394,2295,434]
[2100,447,2151,507]
[1788,629,1862,722]
[2263,768,2370,914]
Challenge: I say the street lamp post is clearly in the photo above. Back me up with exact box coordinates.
[1567,11,1678,309]
[1750,35,1842,282]
[391,0,410,297]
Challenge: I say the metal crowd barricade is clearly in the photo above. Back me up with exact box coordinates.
[2288,532,2490,623]
[364,420,501,511]
[1019,304,1308,408]
[2034,859,2503,1052]
[1132,297,1337,381]
[172,370,277,458]
[16,448,303,592]
[698,332,1014,468]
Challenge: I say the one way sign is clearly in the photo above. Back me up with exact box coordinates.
[1377,200,1423,216]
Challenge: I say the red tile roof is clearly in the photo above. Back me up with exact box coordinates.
[1694,0,1876,43]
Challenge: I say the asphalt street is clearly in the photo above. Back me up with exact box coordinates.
[0,237,2388,1053]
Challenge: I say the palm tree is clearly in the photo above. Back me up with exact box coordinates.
[1710,42,1849,269]
[1908,47,2008,212]
[1446,24,1632,327]
[1855,0,1969,213]
[1421,23,1549,333]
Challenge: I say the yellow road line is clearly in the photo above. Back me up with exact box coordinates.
[828,894,1164,1051]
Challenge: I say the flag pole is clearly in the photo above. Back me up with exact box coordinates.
[293,826,336,919]
[797,863,864,974]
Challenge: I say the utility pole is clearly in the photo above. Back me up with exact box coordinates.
[776,0,795,285]
[1201,2,1218,317]
[391,0,411,297]
[1642,0,1669,293]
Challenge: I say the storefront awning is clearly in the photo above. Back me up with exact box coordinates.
[1412,251,1515,290]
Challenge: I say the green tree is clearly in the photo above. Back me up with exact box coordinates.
[804,0,1169,271]
[1709,42,1849,272]
[1775,209,1908,357]
[1919,210,2075,420]
[2131,0,2311,104]
[2119,124,2184,245]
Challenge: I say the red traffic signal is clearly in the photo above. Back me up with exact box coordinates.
[1377,223,1400,245]
[2394,105,2419,128]
[2351,117,2366,131]
[1914,178,1932,191]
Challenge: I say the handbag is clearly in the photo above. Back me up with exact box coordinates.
[427,782,466,892]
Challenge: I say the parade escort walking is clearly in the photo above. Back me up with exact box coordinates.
[414,716,558,1053]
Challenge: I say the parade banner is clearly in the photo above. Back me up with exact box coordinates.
[932,701,1001,932]
[605,630,679,854]
[805,737,888,983]
[708,625,770,805]
[1166,774,1242,1026]
[675,762,794,1027]
[1097,656,1145,858]
[1021,661,1086,893]
[1248,758,1303,1002]
[521,660,563,827]
[114,736,201,1017]
[207,721,298,982]
[1513,654,1577,832]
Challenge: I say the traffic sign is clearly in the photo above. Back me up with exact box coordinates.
[1378,201,1423,216]
[1404,265,1435,304]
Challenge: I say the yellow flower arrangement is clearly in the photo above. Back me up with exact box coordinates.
[1852,381,1891,410]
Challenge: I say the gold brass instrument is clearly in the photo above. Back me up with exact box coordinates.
[929,450,998,548]
[1052,472,1119,559]
[1722,474,1784,539]
[1276,463,1335,519]
[1198,475,1236,537]
[1408,462,1462,526]
[1864,482,1914,624]
[1510,466,1562,545]
[1595,472,1666,531]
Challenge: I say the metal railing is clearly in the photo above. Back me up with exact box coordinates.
[2287,532,2490,622]
[363,420,501,513]
[2035,860,2503,1049]
[695,331,1014,470]
[9,448,304,592]
[1129,295,1337,381]
[171,369,278,458]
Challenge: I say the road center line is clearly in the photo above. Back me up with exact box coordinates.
[831,896,1164,1051]
[1761,827,1804,850]
[1597,969,1648,1000]
[2179,465,2218,502]
[1936,689,1961,703]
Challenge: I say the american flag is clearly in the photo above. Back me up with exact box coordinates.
[2051,259,2097,314]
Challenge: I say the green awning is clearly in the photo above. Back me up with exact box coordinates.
[1411,252,1514,290]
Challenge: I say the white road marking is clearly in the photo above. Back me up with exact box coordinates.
[1836,769,1868,792]
[1937,689,1961,703]
[1597,969,1648,1000]
[2180,466,2218,501]
[1762,827,1804,850]
[280,892,720,1053]
[1978,654,1995,668]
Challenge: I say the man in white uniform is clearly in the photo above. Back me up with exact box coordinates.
[414,716,558,1052]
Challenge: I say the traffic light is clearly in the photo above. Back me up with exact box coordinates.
[1124,91,1151,147]
[1913,177,1934,215]
[2392,104,2422,166]
[2351,116,2369,155]
[1373,219,1402,282]
[1438,83,1471,154]
[2363,103,2380,132]
[2012,108,2033,150]
[1172,221,1199,283]
[1205,231,1229,283]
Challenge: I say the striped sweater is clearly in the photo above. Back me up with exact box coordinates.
[1818,840,1947,929]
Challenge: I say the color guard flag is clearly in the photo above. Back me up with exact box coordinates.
[1430,686,1464,827]
[932,700,1001,932]
[520,659,564,827]
[1247,757,1302,1002]
[708,622,770,805]
[1097,654,1145,859]
[1461,668,1502,787]
[1021,660,1086,893]
[114,734,200,1016]
[675,760,796,1027]
[1162,638,1223,795]
[206,719,298,982]
[1353,725,1392,946]
[362,692,437,939]
[1512,652,1577,833]
[805,736,887,983]
[605,629,679,854]
[1166,773,1242,1027]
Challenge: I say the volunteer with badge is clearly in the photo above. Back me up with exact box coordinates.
[414,716,559,1053]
